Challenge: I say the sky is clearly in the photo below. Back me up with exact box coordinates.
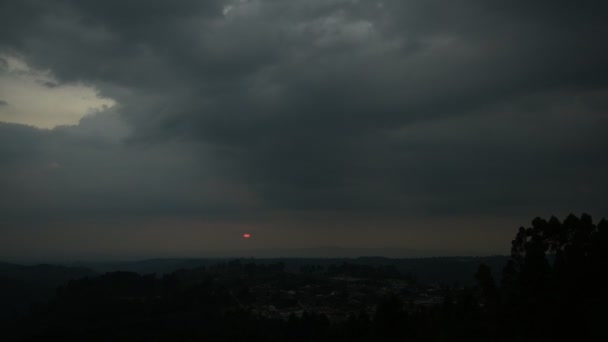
[1,0,607,262]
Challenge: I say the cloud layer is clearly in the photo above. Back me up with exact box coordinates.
[1,0,607,259]
[0,54,115,128]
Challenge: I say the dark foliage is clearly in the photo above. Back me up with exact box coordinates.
[1,213,605,341]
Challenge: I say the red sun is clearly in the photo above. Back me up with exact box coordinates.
[243,233,251,239]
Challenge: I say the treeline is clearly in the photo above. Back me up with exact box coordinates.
[332,213,607,340]
[2,214,606,341]
[470,213,607,341]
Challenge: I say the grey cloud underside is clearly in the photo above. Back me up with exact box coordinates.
[0,0,607,221]
[0,119,260,222]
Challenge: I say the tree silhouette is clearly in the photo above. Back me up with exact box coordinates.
[2,213,606,341]
[475,263,498,309]
[498,213,607,341]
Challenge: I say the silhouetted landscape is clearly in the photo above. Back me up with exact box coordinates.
[1,214,605,341]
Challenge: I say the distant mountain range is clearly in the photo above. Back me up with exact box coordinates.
[70,255,509,285]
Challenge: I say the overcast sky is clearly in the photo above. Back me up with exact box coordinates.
[1,0,607,262]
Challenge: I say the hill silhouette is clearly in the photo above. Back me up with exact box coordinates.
[1,213,605,341]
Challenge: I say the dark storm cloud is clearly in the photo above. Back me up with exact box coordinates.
[0,118,261,223]
[0,100,7,106]
[0,0,607,223]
